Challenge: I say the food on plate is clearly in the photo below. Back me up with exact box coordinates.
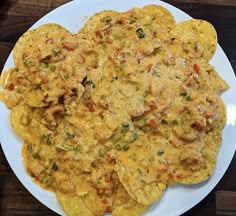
[170,19,218,61]
[0,4,229,216]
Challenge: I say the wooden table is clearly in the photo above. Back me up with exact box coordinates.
[0,0,235,215]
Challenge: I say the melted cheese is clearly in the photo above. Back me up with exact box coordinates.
[0,6,228,216]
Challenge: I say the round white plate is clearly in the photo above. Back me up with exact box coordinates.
[0,0,236,215]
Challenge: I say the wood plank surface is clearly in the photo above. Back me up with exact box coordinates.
[172,0,236,6]
[0,0,235,216]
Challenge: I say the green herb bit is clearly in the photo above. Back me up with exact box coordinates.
[65,105,73,116]
[113,75,119,80]
[24,58,35,67]
[132,133,138,141]
[83,193,89,198]
[40,62,49,69]
[157,149,164,156]
[42,133,51,145]
[98,148,105,158]
[129,153,137,161]
[57,143,74,151]
[66,132,75,139]
[27,143,33,153]
[161,119,168,125]
[52,162,58,171]
[149,155,155,162]
[143,90,150,97]
[50,65,56,72]
[186,95,192,101]
[122,123,130,129]
[171,119,179,125]
[136,28,146,39]
[75,145,82,152]
[101,43,107,50]
[137,168,142,174]
[73,153,80,161]
[101,16,112,24]
[85,80,95,88]
[129,16,137,24]
[123,145,130,151]
[115,144,122,150]
[52,48,61,56]
[32,152,41,160]
[152,71,161,77]
[180,92,187,97]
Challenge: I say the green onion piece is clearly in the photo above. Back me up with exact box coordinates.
[186,96,192,101]
[66,132,75,139]
[73,153,80,161]
[157,149,164,156]
[75,145,82,152]
[57,143,74,151]
[24,59,35,67]
[171,120,179,125]
[40,62,49,69]
[42,134,51,145]
[52,48,61,56]
[133,133,139,141]
[32,152,41,160]
[137,168,142,174]
[129,16,137,24]
[85,80,95,88]
[101,43,107,50]
[52,162,58,171]
[101,16,112,24]
[44,177,54,186]
[27,143,33,153]
[123,145,130,151]
[98,148,104,158]
[161,119,168,125]
[113,75,119,80]
[136,28,145,39]
[50,65,56,72]
[115,144,122,150]
[180,92,187,97]
[122,123,129,129]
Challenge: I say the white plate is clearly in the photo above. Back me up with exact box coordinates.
[0,0,236,215]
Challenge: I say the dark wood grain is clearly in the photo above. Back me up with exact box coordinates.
[0,0,235,216]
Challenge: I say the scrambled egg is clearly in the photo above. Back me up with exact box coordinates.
[0,5,228,216]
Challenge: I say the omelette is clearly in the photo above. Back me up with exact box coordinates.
[0,4,229,216]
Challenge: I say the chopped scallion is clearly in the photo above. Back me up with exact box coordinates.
[136,28,145,39]
[157,149,164,156]
[161,119,168,125]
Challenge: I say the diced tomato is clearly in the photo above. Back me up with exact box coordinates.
[8,83,15,90]
[193,63,200,73]
[147,101,157,110]
[105,206,112,213]
[105,175,112,182]
[96,188,105,195]
[148,119,158,128]
[102,198,108,204]
[88,102,96,112]
[120,60,126,64]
